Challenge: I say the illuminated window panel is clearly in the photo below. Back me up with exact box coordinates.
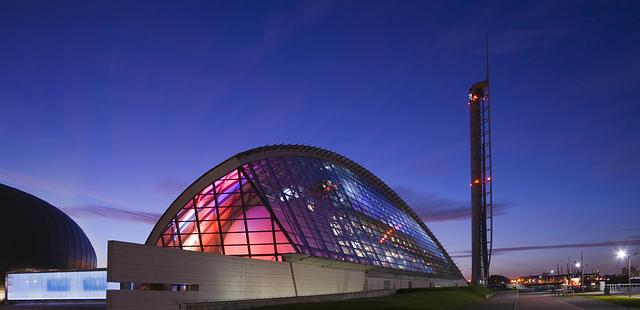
[219,220,246,232]
[194,195,215,208]
[198,210,217,223]
[155,168,296,261]
[6,270,117,301]
[200,233,222,246]
[224,245,249,255]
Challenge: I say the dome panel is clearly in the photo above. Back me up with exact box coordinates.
[0,184,97,280]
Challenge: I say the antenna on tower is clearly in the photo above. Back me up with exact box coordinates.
[486,32,490,82]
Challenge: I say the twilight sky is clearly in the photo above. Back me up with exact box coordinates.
[1,1,639,279]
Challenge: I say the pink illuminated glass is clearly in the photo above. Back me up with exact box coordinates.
[156,168,296,261]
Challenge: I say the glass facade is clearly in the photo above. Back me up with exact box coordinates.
[157,168,296,261]
[6,270,117,300]
[155,154,460,278]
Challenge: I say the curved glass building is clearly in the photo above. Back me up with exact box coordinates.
[147,145,462,280]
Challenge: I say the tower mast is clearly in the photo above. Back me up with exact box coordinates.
[469,33,493,285]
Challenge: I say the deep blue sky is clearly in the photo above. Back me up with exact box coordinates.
[1,1,639,278]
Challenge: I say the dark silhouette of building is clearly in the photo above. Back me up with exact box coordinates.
[622,266,638,277]
[0,184,97,289]
[489,274,509,285]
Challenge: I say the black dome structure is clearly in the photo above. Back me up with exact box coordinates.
[0,184,97,282]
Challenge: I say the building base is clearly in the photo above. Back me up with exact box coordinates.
[107,241,466,310]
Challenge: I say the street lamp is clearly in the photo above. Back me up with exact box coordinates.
[575,261,583,289]
[617,249,639,298]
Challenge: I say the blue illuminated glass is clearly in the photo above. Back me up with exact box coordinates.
[46,279,70,292]
[83,278,107,291]
[7,271,115,301]
[241,156,459,278]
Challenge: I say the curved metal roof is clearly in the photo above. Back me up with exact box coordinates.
[0,184,97,279]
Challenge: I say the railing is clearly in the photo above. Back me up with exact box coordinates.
[606,283,640,294]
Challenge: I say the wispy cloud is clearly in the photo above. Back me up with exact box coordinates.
[0,168,129,207]
[63,206,161,224]
[395,187,513,222]
[450,239,640,258]
[153,178,187,195]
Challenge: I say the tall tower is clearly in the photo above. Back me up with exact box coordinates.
[468,35,493,286]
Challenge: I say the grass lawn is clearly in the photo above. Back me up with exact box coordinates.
[256,286,494,310]
[585,295,640,308]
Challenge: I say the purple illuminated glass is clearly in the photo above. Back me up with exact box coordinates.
[156,168,295,260]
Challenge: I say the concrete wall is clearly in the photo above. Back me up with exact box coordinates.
[365,273,467,290]
[291,263,364,296]
[107,241,365,310]
[107,241,465,310]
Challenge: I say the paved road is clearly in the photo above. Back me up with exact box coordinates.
[465,291,622,310]
[464,291,517,310]
[0,292,626,310]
